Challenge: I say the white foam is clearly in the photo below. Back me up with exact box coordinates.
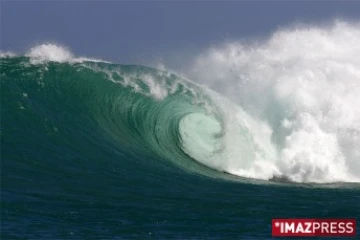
[142,74,169,100]
[92,66,172,101]
[0,51,17,58]
[187,20,360,183]
[26,43,107,64]
[26,44,74,63]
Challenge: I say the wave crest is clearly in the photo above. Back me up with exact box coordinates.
[187,21,360,183]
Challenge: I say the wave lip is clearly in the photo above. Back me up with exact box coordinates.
[25,43,108,64]
[0,51,17,58]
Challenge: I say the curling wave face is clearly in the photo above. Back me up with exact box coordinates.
[1,21,359,184]
[1,48,230,183]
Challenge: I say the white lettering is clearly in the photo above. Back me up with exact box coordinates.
[313,222,320,232]
[295,223,304,233]
[285,222,295,233]
[338,222,345,233]
[330,222,337,233]
[321,222,329,233]
[346,222,354,233]
[304,222,312,233]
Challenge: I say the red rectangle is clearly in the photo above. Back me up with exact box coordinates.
[272,218,356,237]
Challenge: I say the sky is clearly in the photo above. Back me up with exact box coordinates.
[1,1,360,65]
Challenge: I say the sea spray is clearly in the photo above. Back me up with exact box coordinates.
[187,21,360,182]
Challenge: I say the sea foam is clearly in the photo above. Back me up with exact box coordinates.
[26,43,107,64]
[186,20,360,183]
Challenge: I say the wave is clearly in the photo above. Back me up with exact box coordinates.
[186,20,360,183]
[1,21,359,184]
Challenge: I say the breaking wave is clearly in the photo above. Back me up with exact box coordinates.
[1,21,359,183]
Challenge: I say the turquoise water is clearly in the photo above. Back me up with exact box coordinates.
[1,56,359,239]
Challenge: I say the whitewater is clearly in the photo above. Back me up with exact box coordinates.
[2,21,359,184]
[186,21,360,183]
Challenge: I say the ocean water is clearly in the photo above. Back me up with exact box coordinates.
[1,21,360,239]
